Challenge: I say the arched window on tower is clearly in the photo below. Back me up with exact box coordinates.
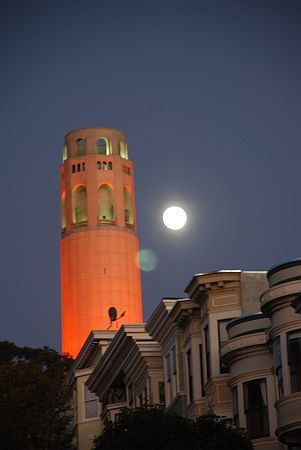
[123,187,133,224]
[76,139,86,156]
[62,145,68,162]
[98,184,115,222]
[61,192,66,230]
[97,137,111,155]
[72,185,88,224]
[118,141,128,159]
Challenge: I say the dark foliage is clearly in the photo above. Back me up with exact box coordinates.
[0,341,74,450]
[92,407,253,450]
[192,413,253,450]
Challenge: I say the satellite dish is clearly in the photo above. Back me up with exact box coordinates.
[108,307,117,322]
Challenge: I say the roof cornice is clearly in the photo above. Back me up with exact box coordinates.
[67,330,116,383]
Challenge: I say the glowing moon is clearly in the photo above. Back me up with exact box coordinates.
[163,206,187,230]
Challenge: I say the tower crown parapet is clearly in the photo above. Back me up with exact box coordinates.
[63,127,129,160]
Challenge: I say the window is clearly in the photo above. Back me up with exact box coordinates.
[108,162,113,170]
[171,346,177,374]
[61,192,66,230]
[199,345,205,396]
[122,165,130,175]
[72,186,87,224]
[98,184,115,221]
[82,162,85,171]
[72,164,76,173]
[158,382,165,405]
[166,354,171,381]
[187,349,194,402]
[97,161,101,170]
[103,161,107,170]
[243,379,269,439]
[77,138,86,156]
[84,385,98,419]
[139,393,143,407]
[123,188,133,224]
[287,329,301,393]
[77,163,81,172]
[62,145,68,162]
[143,387,148,406]
[232,386,239,428]
[274,336,283,399]
[204,326,211,380]
[128,383,133,406]
[218,319,233,374]
[118,140,128,159]
[96,137,110,155]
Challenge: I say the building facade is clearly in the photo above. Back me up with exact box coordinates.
[261,260,301,448]
[68,263,301,450]
[87,324,164,422]
[67,331,116,450]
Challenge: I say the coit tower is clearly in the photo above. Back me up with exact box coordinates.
[60,127,143,357]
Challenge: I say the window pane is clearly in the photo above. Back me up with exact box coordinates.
[274,337,284,398]
[77,139,86,156]
[204,326,211,379]
[199,344,205,396]
[274,337,281,368]
[119,141,128,159]
[84,386,98,419]
[171,346,176,374]
[166,354,171,381]
[85,385,96,401]
[218,320,229,345]
[123,188,133,224]
[98,184,115,221]
[72,186,87,223]
[96,138,108,155]
[232,386,239,428]
[85,399,98,419]
[187,349,193,402]
[159,381,165,405]
[287,329,301,393]
[243,379,269,439]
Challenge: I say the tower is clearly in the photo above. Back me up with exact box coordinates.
[60,127,143,357]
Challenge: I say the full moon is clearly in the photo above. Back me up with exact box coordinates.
[163,206,187,230]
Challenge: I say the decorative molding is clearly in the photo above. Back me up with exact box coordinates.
[268,320,301,340]
[228,369,274,388]
[221,333,269,364]
[261,280,301,313]
[228,347,271,364]
[211,294,239,309]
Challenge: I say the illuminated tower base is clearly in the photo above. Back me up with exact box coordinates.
[60,127,143,357]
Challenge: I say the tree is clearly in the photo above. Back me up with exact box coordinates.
[191,413,253,450]
[0,341,74,450]
[92,407,253,450]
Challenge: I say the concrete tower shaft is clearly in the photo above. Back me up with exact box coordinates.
[60,127,143,357]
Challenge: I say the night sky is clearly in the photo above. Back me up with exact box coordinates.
[1,0,300,352]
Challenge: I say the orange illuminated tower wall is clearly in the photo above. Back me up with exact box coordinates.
[60,127,143,357]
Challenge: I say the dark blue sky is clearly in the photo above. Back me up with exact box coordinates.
[1,0,300,351]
